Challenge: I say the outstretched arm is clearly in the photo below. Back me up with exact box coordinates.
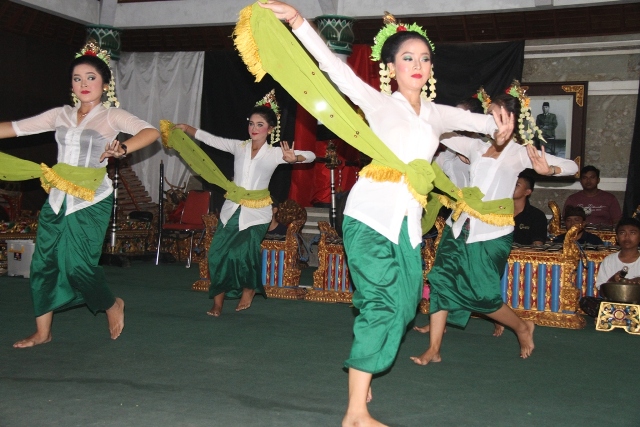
[100,127,160,162]
[0,122,17,139]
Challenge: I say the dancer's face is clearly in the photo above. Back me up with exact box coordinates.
[247,113,273,144]
[388,38,432,93]
[72,63,107,104]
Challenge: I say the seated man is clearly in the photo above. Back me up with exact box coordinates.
[580,217,640,316]
[563,165,622,226]
[513,170,547,246]
[553,205,604,246]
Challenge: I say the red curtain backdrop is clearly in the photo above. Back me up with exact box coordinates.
[288,44,376,206]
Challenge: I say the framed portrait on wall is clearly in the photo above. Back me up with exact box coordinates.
[521,81,588,176]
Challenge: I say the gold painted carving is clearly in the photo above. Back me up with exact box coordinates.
[561,85,585,107]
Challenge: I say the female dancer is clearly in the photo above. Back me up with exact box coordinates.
[0,40,160,348]
[410,85,579,365]
[175,93,315,316]
[259,2,514,426]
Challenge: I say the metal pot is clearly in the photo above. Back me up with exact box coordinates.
[599,282,640,304]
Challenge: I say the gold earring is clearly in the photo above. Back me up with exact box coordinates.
[389,69,396,79]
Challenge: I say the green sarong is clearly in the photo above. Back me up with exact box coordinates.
[30,196,115,317]
[208,209,269,299]
[428,225,512,327]
[342,216,422,374]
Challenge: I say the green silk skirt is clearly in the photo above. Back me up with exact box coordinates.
[428,225,512,327]
[208,208,269,299]
[342,216,422,374]
[30,195,115,317]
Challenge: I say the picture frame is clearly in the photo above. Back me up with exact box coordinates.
[521,81,588,179]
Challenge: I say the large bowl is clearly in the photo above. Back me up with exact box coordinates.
[599,282,640,304]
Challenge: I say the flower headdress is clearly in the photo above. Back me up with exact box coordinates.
[371,12,436,101]
[71,38,119,109]
[505,80,545,146]
[473,87,492,113]
[254,89,280,146]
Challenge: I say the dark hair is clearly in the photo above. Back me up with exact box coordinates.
[518,169,536,191]
[564,205,586,220]
[69,55,111,86]
[615,217,640,234]
[456,97,483,114]
[491,93,523,143]
[248,105,277,128]
[580,165,600,179]
[380,31,433,65]
[542,102,550,107]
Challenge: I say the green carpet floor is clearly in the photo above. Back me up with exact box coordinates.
[1,262,638,427]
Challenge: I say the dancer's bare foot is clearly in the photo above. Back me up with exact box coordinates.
[236,289,255,312]
[13,332,52,348]
[410,347,442,365]
[106,297,125,340]
[493,323,505,337]
[413,324,446,334]
[342,411,388,427]
[517,320,535,359]
[206,304,222,317]
[413,324,430,333]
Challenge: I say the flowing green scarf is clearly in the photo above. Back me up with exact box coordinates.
[233,2,434,207]
[160,121,272,208]
[0,151,105,201]
[421,162,515,233]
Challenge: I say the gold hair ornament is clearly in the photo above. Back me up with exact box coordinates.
[372,12,436,101]
[474,87,491,113]
[505,80,545,146]
[71,38,119,109]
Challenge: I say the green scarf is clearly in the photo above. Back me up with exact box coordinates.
[421,162,515,233]
[234,2,435,206]
[0,151,105,201]
[160,121,271,208]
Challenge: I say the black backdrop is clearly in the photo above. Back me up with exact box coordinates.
[433,40,525,106]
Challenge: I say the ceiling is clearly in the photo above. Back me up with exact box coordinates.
[1,0,640,52]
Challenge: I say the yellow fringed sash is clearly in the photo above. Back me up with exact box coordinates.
[161,120,272,209]
[0,151,105,201]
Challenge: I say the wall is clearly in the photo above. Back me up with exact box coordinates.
[522,34,640,216]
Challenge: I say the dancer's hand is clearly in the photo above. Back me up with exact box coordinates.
[258,0,303,29]
[526,144,554,175]
[174,123,196,137]
[100,139,126,162]
[491,106,514,146]
[281,140,297,163]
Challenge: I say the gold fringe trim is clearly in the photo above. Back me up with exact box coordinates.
[160,119,173,149]
[360,164,427,208]
[233,5,266,82]
[360,164,403,183]
[361,164,427,207]
[224,194,273,209]
[438,193,514,226]
[40,164,95,201]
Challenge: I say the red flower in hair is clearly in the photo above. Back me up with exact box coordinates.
[84,51,97,57]
[505,87,512,94]
[397,25,407,32]
[472,93,478,99]
[264,102,271,108]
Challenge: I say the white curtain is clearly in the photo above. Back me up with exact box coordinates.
[113,51,204,202]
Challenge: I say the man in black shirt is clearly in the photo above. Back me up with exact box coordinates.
[553,205,604,245]
[513,171,548,245]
